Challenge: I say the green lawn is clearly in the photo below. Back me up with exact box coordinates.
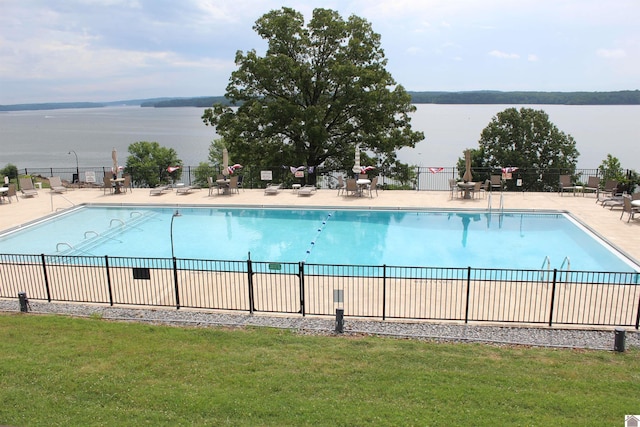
[0,313,638,426]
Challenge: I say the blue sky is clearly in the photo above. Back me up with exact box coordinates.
[1,0,639,104]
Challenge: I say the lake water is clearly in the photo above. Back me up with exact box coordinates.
[1,104,638,169]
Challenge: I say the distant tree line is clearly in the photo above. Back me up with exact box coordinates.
[145,90,640,107]
[2,90,639,111]
[408,90,640,105]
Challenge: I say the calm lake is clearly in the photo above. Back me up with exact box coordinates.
[1,104,638,170]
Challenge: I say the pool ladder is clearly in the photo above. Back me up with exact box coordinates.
[487,192,504,212]
[539,256,571,281]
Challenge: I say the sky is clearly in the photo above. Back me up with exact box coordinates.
[1,0,639,104]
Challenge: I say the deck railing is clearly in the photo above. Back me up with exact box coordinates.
[17,166,627,192]
[1,253,638,329]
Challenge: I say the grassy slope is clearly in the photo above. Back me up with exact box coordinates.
[0,313,638,426]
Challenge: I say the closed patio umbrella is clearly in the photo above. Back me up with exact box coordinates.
[111,148,118,178]
[352,143,361,176]
[222,148,229,177]
[463,149,473,182]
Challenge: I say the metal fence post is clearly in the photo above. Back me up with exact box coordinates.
[614,328,626,352]
[18,291,29,312]
[335,308,344,333]
[247,258,254,314]
[41,254,51,302]
[173,257,181,309]
[382,264,387,320]
[464,266,471,323]
[105,255,114,306]
[548,269,558,327]
[299,262,305,317]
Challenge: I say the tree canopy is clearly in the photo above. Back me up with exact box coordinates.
[202,7,423,184]
[473,107,579,190]
[125,141,182,188]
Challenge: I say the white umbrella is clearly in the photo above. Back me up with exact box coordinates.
[352,143,361,175]
[222,148,229,177]
[111,148,118,178]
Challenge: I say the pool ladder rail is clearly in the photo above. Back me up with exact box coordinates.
[539,256,571,281]
[487,192,504,212]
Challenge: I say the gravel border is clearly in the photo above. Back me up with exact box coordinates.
[1,299,638,351]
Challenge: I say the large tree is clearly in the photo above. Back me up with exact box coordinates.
[202,7,423,184]
[125,141,182,188]
[478,107,579,191]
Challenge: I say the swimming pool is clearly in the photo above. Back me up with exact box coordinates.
[0,205,638,272]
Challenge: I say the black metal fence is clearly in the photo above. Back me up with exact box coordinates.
[1,253,638,328]
[16,166,624,192]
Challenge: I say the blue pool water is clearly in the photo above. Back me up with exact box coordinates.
[0,205,638,272]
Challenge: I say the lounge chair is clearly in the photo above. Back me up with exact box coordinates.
[558,175,578,196]
[298,185,317,196]
[19,177,38,197]
[264,183,282,195]
[48,176,67,193]
[176,185,195,195]
[149,184,171,196]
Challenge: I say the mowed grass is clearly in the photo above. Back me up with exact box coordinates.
[0,313,638,426]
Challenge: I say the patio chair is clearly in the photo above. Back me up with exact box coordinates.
[471,180,485,199]
[19,177,38,197]
[558,175,577,196]
[298,185,317,196]
[344,179,358,197]
[620,195,639,222]
[6,184,19,203]
[264,183,282,195]
[123,174,132,193]
[490,175,503,192]
[103,176,114,195]
[448,179,461,199]
[48,176,67,193]
[596,180,619,204]
[367,176,379,198]
[583,176,600,196]
[228,175,239,194]
[207,177,216,196]
[336,176,346,196]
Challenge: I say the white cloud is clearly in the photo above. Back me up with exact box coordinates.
[596,48,627,59]
[489,50,520,59]
[527,54,539,62]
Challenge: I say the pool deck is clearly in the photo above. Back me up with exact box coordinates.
[2,186,640,266]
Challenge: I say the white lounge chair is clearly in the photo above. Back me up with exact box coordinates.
[264,183,282,195]
[19,177,38,197]
[48,176,67,193]
[297,185,317,196]
[149,184,171,196]
[176,185,195,195]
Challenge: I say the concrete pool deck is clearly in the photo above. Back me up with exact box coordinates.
[1,186,640,266]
